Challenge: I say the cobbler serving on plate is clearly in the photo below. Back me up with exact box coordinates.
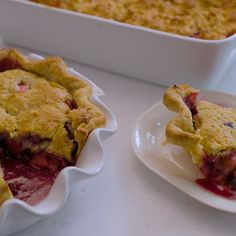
[163,84,236,198]
[0,49,105,205]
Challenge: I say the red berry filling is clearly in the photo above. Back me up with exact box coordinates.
[0,58,22,72]
[65,99,78,110]
[196,151,236,198]
[191,32,200,37]
[202,151,236,188]
[183,92,198,116]
[0,132,73,205]
[17,81,29,93]
[196,178,234,198]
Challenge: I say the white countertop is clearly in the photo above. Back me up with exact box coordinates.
[2,40,236,236]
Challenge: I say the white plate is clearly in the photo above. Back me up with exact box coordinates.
[0,53,117,236]
[132,90,236,213]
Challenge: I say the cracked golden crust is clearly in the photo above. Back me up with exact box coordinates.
[0,48,105,204]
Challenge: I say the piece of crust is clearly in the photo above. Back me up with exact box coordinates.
[163,84,203,165]
[0,168,12,205]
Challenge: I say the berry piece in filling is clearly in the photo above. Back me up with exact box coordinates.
[183,92,198,116]
[0,58,21,72]
[17,81,29,93]
[65,99,78,110]
[196,151,236,198]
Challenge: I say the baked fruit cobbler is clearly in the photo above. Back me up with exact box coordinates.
[163,84,236,197]
[0,48,105,205]
[31,0,236,40]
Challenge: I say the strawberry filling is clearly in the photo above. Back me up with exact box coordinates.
[0,58,22,72]
[198,151,236,198]
[0,132,73,205]
[183,92,198,116]
[17,81,29,93]
[65,99,78,110]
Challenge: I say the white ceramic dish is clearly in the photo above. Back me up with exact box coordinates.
[0,53,117,236]
[0,0,236,89]
[132,90,236,213]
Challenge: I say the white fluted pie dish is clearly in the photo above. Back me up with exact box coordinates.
[0,53,117,236]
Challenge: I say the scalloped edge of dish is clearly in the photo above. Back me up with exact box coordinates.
[0,53,117,235]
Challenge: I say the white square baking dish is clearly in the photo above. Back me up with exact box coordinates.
[0,0,236,89]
